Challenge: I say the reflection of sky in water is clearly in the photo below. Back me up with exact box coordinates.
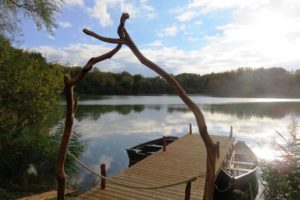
[71,96,300,192]
[77,95,300,105]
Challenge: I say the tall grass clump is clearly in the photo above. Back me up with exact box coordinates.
[260,119,300,200]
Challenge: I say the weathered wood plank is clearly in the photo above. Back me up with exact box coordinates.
[17,189,73,200]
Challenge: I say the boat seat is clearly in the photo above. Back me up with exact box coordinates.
[231,161,256,166]
[148,144,163,148]
[139,144,162,153]
[127,149,142,153]
[224,167,253,172]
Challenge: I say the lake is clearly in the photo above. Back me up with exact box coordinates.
[69,95,300,192]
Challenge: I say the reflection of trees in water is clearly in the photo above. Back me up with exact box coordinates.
[73,133,145,192]
[168,103,300,119]
[167,105,189,113]
[75,103,300,120]
[146,105,161,111]
[74,173,98,193]
[207,103,300,119]
[76,105,146,120]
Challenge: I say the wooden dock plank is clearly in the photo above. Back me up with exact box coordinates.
[77,134,234,199]
[17,189,73,200]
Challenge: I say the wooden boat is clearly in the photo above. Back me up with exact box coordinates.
[126,136,178,167]
[214,141,258,200]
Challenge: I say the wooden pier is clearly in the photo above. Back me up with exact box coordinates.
[76,134,234,200]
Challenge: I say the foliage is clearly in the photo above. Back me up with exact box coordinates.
[66,66,300,97]
[0,35,85,199]
[260,120,300,200]
[0,123,85,199]
[0,35,63,129]
[0,0,62,40]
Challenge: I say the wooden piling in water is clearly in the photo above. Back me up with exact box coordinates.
[216,141,220,159]
[185,181,192,200]
[163,136,166,152]
[100,164,106,189]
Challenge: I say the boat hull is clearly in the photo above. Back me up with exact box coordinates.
[214,141,258,200]
[214,168,258,200]
[126,136,178,166]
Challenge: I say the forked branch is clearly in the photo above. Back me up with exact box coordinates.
[57,13,219,200]
[56,17,125,200]
[83,13,219,199]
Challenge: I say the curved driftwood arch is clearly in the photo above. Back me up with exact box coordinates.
[56,13,219,200]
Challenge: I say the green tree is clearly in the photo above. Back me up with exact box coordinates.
[0,36,63,129]
[0,0,62,39]
[0,35,85,199]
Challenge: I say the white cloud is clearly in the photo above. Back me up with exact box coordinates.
[158,25,178,37]
[88,0,118,27]
[170,0,300,72]
[30,32,300,77]
[47,34,55,40]
[148,40,163,47]
[140,0,155,12]
[58,21,72,28]
[87,0,139,27]
[194,20,203,26]
[186,0,271,12]
[176,11,198,22]
[139,0,156,19]
[31,0,300,77]
[32,44,115,67]
[87,0,156,27]
[30,43,193,75]
[64,0,84,6]
[120,2,136,16]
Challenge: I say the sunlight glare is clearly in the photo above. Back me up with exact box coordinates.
[252,146,281,161]
[249,11,296,61]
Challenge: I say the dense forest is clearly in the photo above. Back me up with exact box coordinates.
[68,66,300,97]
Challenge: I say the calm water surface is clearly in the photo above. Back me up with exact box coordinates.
[69,95,300,192]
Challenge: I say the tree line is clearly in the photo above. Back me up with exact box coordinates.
[67,67,300,97]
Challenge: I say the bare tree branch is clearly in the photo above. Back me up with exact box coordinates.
[68,43,122,86]
[57,12,218,200]
[83,29,125,45]
[56,17,125,200]
[121,25,218,200]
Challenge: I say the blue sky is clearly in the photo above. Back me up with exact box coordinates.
[18,0,300,76]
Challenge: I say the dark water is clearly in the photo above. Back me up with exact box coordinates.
[68,96,300,192]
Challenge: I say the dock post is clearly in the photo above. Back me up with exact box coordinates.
[230,126,233,138]
[100,164,106,189]
[184,181,192,200]
[216,141,220,159]
[163,136,166,151]
[189,123,192,135]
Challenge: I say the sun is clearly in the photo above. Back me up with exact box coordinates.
[252,146,282,161]
[247,10,298,62]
